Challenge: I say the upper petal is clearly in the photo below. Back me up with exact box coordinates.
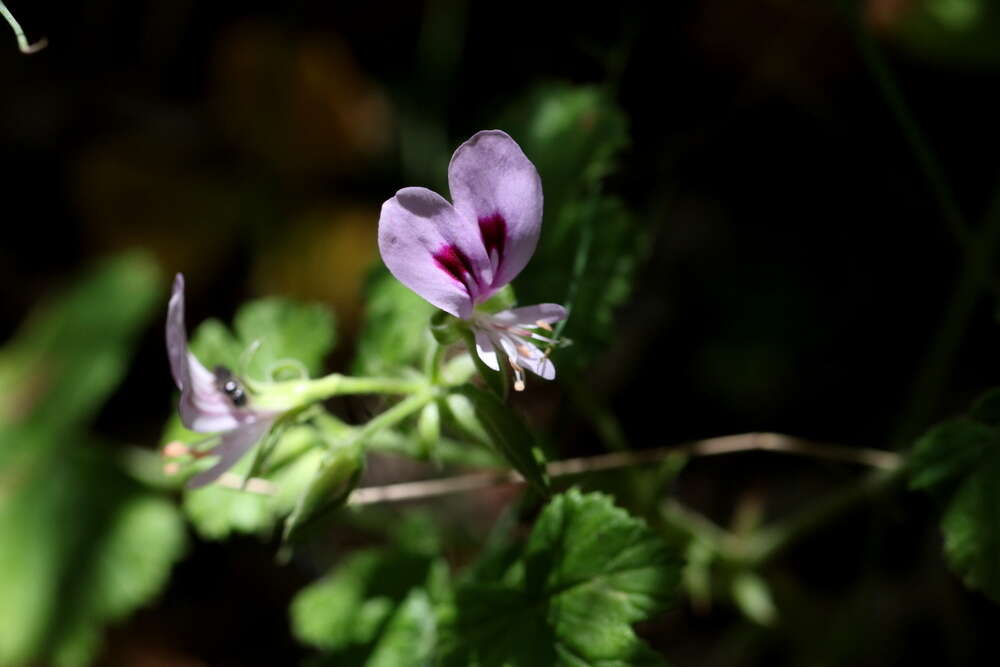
[448,130,543,291]
[514,341,556,380]
[186,417,274,488]
[167,273,250,433]
[378,187,494,318]
[166,274,191,391]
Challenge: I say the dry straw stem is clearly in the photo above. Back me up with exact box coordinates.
[214,432,901,503]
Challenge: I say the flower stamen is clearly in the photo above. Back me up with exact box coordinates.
[509,357,527,392]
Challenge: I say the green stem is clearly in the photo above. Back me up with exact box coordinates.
[659,498,743,561]
[349,393,435,445]
[742,466,906,566]
[850,1,968,246]
[897,186,1000,442]
[260,373,427,408]
[425,342,447,386]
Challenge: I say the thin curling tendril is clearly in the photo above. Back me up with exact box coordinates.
[1,2,47,54]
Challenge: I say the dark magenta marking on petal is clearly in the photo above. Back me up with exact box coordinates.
[479,213,506,264]
[433,244,476,286]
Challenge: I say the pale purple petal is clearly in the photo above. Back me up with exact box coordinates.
[448,130,543,291]
[186,417,275,489]
[515,341,556,380]
[474,329,501,371]
[178,354,243,432]
[492,303,567,328]
[378,187,494,318]
[166,274,191,390]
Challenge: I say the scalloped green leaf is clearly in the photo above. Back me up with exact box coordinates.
[443,489,682,666]
[909,389,1000,603]
[291,549,437,655]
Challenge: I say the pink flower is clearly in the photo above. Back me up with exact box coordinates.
[378,130,566,390]
[166,274,277,487]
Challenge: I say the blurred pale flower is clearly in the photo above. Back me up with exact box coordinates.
[166,274,276,487]
[378,130,566,390]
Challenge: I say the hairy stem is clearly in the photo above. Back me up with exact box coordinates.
[264,374,427,406]
[1,2,46,54]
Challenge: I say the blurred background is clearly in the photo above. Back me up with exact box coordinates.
[3,0,1000,665]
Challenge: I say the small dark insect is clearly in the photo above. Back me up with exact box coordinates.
[213,365,247,407]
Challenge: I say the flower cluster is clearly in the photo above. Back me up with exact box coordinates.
[166,130,565,485]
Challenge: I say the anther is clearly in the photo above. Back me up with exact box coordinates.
[535,320,553,331]
[163,441,190,458]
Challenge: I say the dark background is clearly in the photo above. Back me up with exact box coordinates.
[2,1,1000,665]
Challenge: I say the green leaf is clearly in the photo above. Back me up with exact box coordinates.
[909,418,997,491]
[182,424,327,540]
[0,254,183,666]
[449,385,550,495]
[443,489,682,666]
[354,266,435,376]
[234,298,335,379]
[909,389,1000,602]
[291,549,436,654]
[365,589,437,667]
[0,443,185,667]
[969,387,1000,425]
[0,252,160,433]
[939,448,1000,602]
[282,442,364,542]
[893,0,1000,68]
[186,297,336,381]
[51,495,187,667]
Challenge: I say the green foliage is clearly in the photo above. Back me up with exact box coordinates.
[234,298,335,379]
[291,547,442,663]
[186,295,336,382]
[366,589,438,667]
[0,253,160,432]
[442,489,682,666]
[498,84,643,372]
[0,254,186,667]
[283,441,364,541]
[449,386,550,495]
[892,0,1000,67]
[163,295,338,539]
[182,424,327,540]
[354,266,436,375]
[909,391,1000,602]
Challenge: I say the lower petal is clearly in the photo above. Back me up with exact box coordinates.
[493,303,567,328]
[186,418,274,488]
[516,342,556,381]
[474,329,500,371]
